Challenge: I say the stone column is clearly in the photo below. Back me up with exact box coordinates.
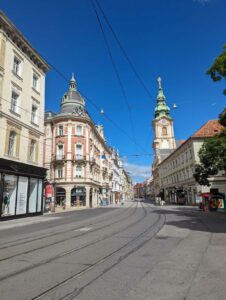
[86,186,91,208]
[65,186,71,209]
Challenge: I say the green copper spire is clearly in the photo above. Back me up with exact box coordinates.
[154,77,171,119]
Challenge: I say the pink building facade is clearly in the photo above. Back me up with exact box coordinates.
[43,75,112,209]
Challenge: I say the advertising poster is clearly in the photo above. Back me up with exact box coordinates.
[16,176,28,215]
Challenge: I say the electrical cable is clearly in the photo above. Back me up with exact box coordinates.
[94,0,152,99]
[91,0,137,146]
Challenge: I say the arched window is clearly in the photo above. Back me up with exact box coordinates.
[8,131,16,156]
[162,127,167,136]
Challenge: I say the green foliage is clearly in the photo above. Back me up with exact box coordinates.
[194,133,226,186]
[207,45,226,95]
[219,109,226,127]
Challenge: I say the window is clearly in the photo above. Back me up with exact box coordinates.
[58,125,64,136]
[76,125,82,136]
[57,144,64,159]
[29,139,36,161]
[8,131,16,156]
[11,90,19,114]
[13,56,21,76]
[75,144,83,159]
[33,73,39,91]
[57,168,63,178]
[31,105,38,124]
[75,166,82,178]
[162,127,167,136]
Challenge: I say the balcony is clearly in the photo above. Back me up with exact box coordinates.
[90,157,96,165]
[73,154,86,162]
[52,155,65,164]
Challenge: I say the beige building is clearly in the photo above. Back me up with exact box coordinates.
[43,75,112,209]
[0,11,49,219]
[158,120,226,204]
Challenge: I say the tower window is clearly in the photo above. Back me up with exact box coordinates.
[162,127,167,136]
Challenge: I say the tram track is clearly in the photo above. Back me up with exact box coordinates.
[0,201,136,251]
[0,200,148,282]
[31,202,166,300]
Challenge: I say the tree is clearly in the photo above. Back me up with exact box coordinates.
[207,45,226,95]
[194,132,226,186]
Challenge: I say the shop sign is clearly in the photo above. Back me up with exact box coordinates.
[45,184,53,198]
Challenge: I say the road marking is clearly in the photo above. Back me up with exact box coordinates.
[74,227,92,232]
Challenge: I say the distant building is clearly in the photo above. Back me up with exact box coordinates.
[133,183,145,199]
[0,11,49,219]
[158,120,226,204]
[43,75,112,209]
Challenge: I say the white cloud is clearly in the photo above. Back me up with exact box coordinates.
[193,0,210,4]
[123,162,151,181]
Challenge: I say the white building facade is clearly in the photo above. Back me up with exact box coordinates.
[0,12,49,219]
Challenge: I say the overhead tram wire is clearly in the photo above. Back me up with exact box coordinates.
[90,0,137,146]
[94,0,152,100]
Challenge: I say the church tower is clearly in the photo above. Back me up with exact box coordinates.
[152,77,176,167]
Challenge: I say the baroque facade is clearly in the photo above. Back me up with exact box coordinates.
[0,11,49,219]
[44,75,113,209]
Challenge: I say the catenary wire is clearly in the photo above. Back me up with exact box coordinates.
[91,0,137,146]
[94,0,152,99]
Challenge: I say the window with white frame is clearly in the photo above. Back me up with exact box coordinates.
[31,105,38,124]
[58,125,64,136]
[57,144,64,159]
[57,168,63,178]
[8,131,16,156]
[29,139,36,161]
[13,56,21,76]
[75,165,82,178]
[33,73,39,91]
[76,125,82,136]
[75,144,83,159]
[11,90,19,114]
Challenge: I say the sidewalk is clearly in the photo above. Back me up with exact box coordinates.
[125,204,226,300]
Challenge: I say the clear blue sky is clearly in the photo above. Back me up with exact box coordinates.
[1,0,226,182]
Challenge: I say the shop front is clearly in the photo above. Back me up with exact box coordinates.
[0,158,46,220]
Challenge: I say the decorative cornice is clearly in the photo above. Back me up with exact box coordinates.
[0,11,50,73]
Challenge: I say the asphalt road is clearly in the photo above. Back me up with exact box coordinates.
[0,200,226,300]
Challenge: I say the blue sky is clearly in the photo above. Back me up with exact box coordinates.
[1,0,226,182]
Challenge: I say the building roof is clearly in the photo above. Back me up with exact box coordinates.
[158,119,223,167]
[0,11,50,73]
[192,120,223,138]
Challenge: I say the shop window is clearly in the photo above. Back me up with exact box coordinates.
[2,175,17,217]
[28,178,38,213]
[37,179,43,212]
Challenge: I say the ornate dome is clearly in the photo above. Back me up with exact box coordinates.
[60,74,85,113]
